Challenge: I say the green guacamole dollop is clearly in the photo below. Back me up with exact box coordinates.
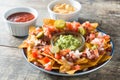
[55,35,81,50]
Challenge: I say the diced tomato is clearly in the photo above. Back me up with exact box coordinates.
[66,22,73,31]
[44,65,52,71]
[45,31,52,38]
[32,50,38,58]
[48,34,52,38]
[44,28,50,36]
[66,22,81,32]
[84,21,94,31]
[74,65,81,70]
[72,21,81,31]
[73,21,81,27]
[24,42,29,47]
[48,26,56,32]
[43,57,50,63]
[89,33,95,40]
[43,25,51,38]
[85,21,91,27]
[55,54,61,59]
[83,21,91,29]
[43,25,56,38]
[60,49,70,56]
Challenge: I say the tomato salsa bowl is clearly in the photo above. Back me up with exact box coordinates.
[4,7,38,37]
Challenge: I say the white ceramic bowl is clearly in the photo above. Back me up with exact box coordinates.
[48,0,81,21]
[4,7,38,37]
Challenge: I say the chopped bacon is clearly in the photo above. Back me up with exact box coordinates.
[55,53,61,59]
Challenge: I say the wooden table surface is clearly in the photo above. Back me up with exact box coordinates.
[0,0,120,80]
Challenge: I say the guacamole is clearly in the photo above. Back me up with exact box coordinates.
[55,35,81,50]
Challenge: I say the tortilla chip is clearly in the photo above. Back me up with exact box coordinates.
[98,54,111,64]
[43,18,55,26]
[29,26,36,34]
[91,23,98,28]
[80,64,92,70]
[85,43,92,49]
[18,36,30,48]
[27,46,36,62]
[52,62,61,69]
[52,67,60,69]
[104,44,111,49]
[59,59,72,73]
[19,34,37,48]
[80,54,110,70]
[75,58,88,64]
[27,54,36,62]
[59,64,71,73]
[18,41,28,48]
[66,70,77,74]
[88,54,105,66]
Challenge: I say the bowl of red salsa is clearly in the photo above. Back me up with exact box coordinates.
[4,7,38,37]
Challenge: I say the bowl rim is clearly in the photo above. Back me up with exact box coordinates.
[21,29,114,76]
[3,6,38,24]
[47,0,82,15]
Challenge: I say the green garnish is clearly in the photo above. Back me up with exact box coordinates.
[78,27,86,35]
[91,44,98,50]
[54,20,66,29]
[36,31,44,39]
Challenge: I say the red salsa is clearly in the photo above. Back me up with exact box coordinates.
[7,12,34,22]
